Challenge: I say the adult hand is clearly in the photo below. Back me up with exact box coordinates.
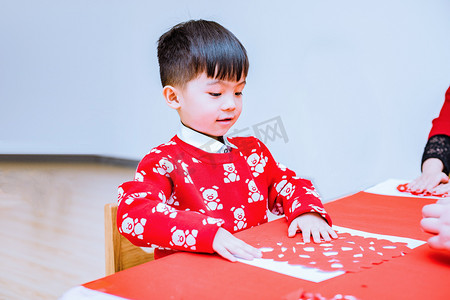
[212,227,262,262]
[421,198,450,251]
[407,158,448,193]
[430,182,450,196]
[288,212,338,243]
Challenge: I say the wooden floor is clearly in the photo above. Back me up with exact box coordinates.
[0,161,136,299]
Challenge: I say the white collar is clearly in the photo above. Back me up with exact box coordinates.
[177,123,237,153]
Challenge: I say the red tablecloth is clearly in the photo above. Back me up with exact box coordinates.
[83,192,450,299]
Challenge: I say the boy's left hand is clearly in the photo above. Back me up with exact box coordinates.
[288,212,337,243]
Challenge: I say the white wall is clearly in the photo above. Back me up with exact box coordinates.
[1,0,449,201]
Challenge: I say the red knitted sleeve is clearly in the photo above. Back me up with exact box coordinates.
[253,138,332,226]
[116,150,222,254]
[429,86,450,138]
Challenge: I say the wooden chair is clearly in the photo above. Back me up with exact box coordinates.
[104,203,154,276]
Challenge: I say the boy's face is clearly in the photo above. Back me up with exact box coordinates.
[175,72,245,139]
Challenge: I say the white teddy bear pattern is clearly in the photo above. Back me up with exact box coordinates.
[231,206,247,231]
[120,214,147,240]
[153,157,175,177]
[246,151,268,177]
[246,179,264,203]
[274,176,295,200]
[170,226,198,250]
[200,186,223,210]
[223,163,240,183]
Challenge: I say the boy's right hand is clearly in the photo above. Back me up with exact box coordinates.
[212,227,262,262]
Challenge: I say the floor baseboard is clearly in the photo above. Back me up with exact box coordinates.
[0,154,139,168]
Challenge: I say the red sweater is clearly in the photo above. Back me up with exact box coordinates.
[429,86,450,138]
[117,135,331,255]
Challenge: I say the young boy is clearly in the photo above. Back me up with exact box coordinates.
[117,19,337,262]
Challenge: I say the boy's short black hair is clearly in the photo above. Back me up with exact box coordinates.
[157,19,249,87]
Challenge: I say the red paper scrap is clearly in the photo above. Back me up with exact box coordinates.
[256,232,410,273]
[397,183,449,197]
[299,292,359,300]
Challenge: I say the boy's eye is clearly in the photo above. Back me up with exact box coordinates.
[235,92,243,96]
[209,93,221,97]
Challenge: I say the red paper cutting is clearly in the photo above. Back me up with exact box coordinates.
[299,292,359,300]
[397,183,449,198]
[253,232,410,273]
[285,288,360,300]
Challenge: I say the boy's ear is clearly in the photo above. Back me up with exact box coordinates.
[163,85,181,109]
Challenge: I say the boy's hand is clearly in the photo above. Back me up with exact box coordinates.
[212,227,262,262]
[288,212,337,243]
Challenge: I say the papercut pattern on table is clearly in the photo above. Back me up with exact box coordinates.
[397,183,449,198]
[299,292,359,300]
[255,232,410,273]
[285,288,360,300]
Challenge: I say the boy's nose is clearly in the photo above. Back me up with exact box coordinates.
[221,94,236,110]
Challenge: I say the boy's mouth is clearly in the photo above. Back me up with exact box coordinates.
[217,117,234,123]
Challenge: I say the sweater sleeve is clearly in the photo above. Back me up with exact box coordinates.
[254,138,332,226]
[117,152,222,253]
[421,134,450,175]
[428,86,450,138]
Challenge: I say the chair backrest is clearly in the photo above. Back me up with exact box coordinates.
[104,203,154,276]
